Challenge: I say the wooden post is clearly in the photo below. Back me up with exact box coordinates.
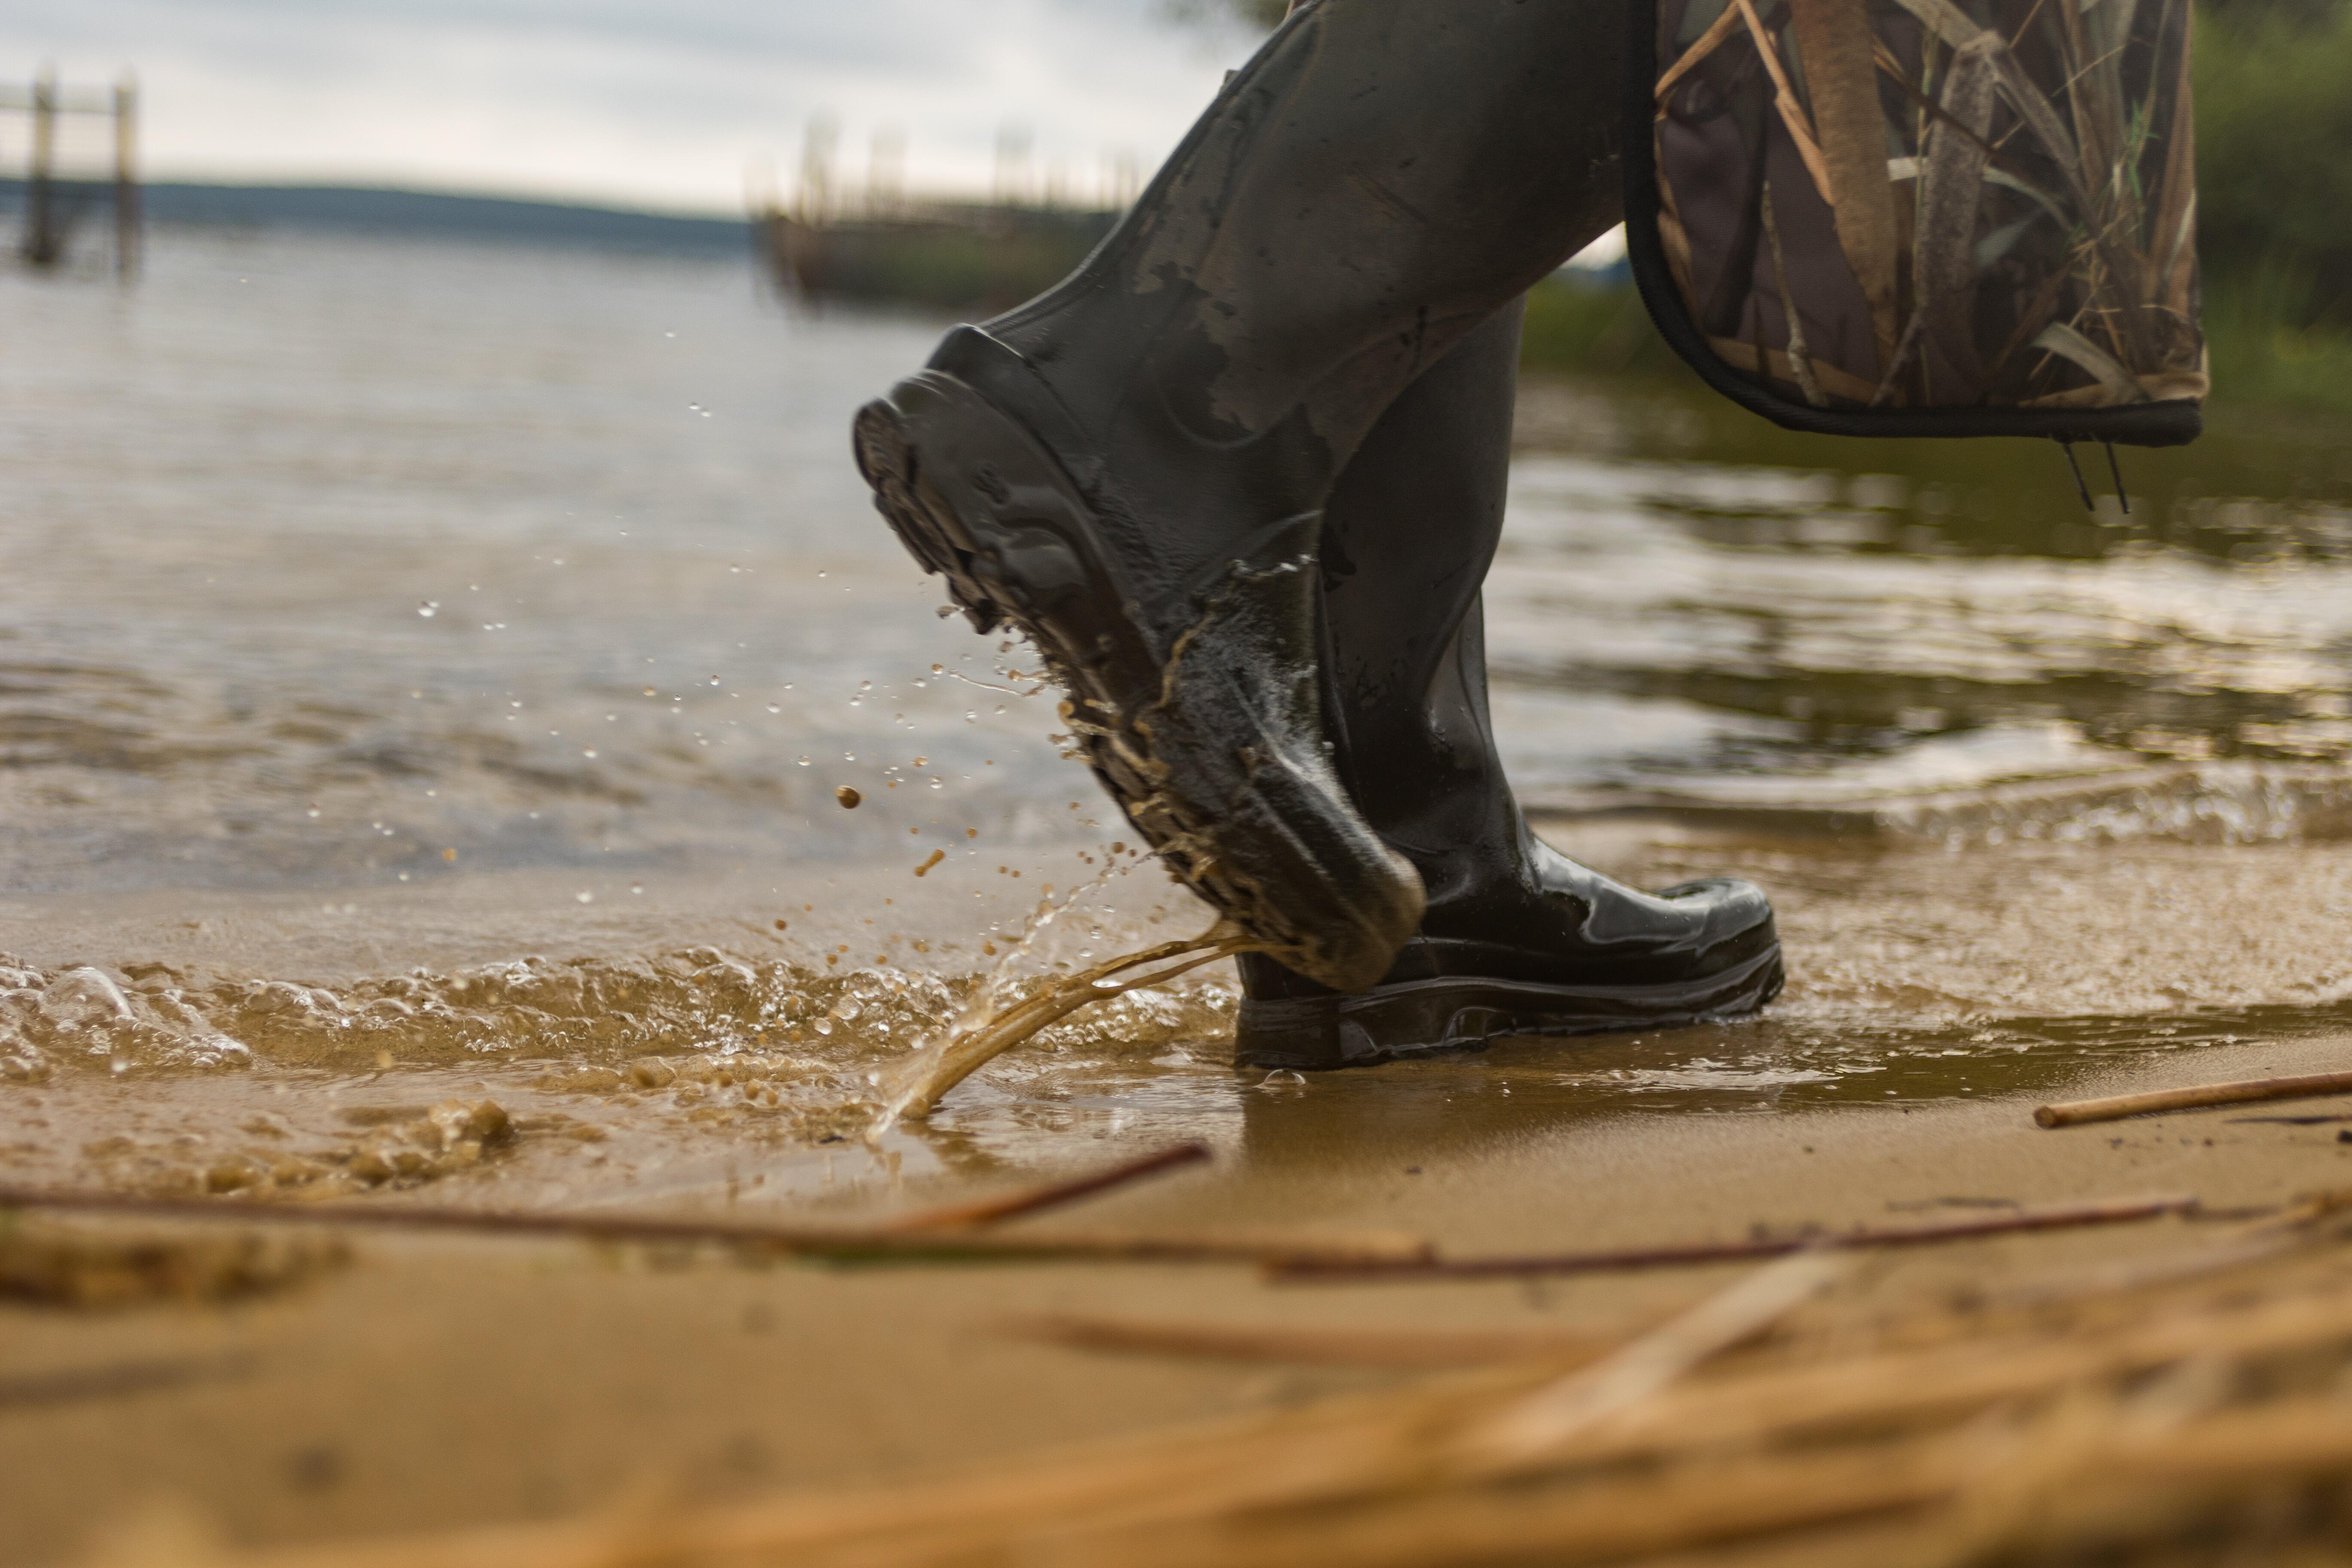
[113,72,140,280]
[24,65,56,268]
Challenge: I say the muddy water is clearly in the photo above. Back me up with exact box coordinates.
[5,229,2351,1215]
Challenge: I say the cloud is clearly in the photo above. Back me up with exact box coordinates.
[0,0,1244,212]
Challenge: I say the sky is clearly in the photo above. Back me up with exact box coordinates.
[0,0,1256,215]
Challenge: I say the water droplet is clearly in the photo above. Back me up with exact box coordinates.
[576,891,594,904]
[1259,1069,1307,1089]
[306,807,321,818]
[766,704,781,714]
[582,748,597,758]
[709,676,721,686]
[836,786,863,808]
[417,601,438,617]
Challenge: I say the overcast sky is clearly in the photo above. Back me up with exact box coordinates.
[0,0,1256,214]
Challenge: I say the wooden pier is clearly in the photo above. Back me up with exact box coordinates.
[3,67,140,278]
[757,119,1127,314]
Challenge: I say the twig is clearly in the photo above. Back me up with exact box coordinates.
[2036,1072,2352,1127]
[0,1185,1428,1270]
[883,1143,1211,1233]
[994,1314,1620,1369]
[1269,1194,2197,1283]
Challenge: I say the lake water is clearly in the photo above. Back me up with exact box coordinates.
[6,227,2352,1212]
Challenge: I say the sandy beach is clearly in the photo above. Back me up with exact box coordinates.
[10,817,2352,1563]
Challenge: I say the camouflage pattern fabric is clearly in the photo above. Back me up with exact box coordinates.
[1651,0,2205,412]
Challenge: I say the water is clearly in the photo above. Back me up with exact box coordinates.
[6,227,2352,1212]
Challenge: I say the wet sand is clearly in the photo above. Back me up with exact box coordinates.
[10,824,2352,1563]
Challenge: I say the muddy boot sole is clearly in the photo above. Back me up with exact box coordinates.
[1234,944,1785,1069]
[852,367,1423,991]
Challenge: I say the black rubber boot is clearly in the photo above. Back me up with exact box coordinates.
[852,0,1625,991]
[1234,302,1785,1067]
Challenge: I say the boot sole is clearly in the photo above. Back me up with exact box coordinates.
[1234,945,1786,1070]
[852,371,1422,990]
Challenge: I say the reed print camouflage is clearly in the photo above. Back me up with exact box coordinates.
[1646,0,2205,416]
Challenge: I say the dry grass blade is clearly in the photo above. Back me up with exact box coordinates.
[871,922,1256,1128]
[1657,1,1748,101]
[1461,1250,1847,1466]
[2030,319,2150,400]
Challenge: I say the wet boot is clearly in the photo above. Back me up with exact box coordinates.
[852,0,1625,990]
[1235,302,1785,1067]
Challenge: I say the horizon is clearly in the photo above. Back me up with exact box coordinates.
[0,1,1256,219]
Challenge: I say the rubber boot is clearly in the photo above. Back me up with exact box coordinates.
[852,0,1626,990]
[1234,302,1785,1067]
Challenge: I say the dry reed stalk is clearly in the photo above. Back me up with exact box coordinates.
[1728,0,1838,206]
[2036,1069,2352,1127]
[1465,1250,1847,1465]
[0,1184,1428,1270]
[1655,3,1746,101]
[1270,1191,2197,1280]
[72,1224,2352,1568]
[993,1313,1620,1369]
[880,1142,1210,1232]
[872,925,1255,1126]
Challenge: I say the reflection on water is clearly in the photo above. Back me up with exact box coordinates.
[5,228,2352,1208]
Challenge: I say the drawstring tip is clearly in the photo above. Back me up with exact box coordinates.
[2057,440,2094,512]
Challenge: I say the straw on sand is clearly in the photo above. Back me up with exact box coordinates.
[77,1194,2352,1567]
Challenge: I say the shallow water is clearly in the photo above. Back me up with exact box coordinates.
[6,228,2352,1213]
